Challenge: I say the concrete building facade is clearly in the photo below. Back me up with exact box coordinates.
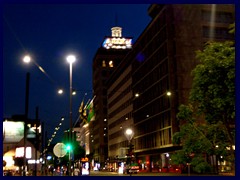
[90,26,133,167]
[106,4,234,172]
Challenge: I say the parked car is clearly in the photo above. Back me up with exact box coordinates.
[125,164,139,174]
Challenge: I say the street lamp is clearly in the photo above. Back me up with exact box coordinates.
[125,128,134,142]
[23,54,64,95]
[22,55,31,176]
[23,55,31,64]
[124,128,134,175]
[66,54,76,176]
[166,91,172,96]
[58,89,63,94]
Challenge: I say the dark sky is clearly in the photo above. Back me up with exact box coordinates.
[3,0,239,145]
[3,3,152,143]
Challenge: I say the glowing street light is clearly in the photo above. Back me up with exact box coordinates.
[23,54,64,95]
[72,89,76,95]
[66,55,76,64]
[58,89,64,94]
[124,128,135,175]
[135,93,140,98]
[23,55,31,64]
[66,54,76,176]
[125,128,134,142]
[166,91,172,96]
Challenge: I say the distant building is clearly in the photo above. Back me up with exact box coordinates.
[3,115,42,174]
[90,26,133,167]
[106,4,234,172]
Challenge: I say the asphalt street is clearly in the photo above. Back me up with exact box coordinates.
[89,170,225,176]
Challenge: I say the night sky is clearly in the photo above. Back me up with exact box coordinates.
[3,2,152,143]
[2,0,239,147]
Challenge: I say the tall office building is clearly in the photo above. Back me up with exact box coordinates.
[91,26,132,167]
[107,4,234,172]
[107,46,135,170]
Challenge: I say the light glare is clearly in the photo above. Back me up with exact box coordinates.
[166,91,172,96]
[66,55,76,64]
[58,89,63,94]
[23,55,31,63]
[126,129,133,135]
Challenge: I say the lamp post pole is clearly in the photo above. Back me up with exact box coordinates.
[125,128,134,175]
[66,55,76,176]
[23,72,30,176]
[69,61,73,176]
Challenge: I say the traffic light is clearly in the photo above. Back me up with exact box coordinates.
[129,144,134,151]
[63,130,77,142]
[66,144,72,151]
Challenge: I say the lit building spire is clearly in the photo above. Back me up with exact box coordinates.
[111,27,122,37]
[102,26,132,49]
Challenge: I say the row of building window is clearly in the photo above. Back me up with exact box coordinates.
[133,29,168,72]
[135,128,172,150]
[108,85,132,109]
[108,99,132,119]
[134,76,170,110]
[131,8,172,152]
[201,10,234,24]
[108,112,132,130]
[133,43,168,82]
[136,9,166,51]
[108,71,132,99]
[109,139,129,152]
[202,26,234,40]
[102,60,114,67]
[109,129,125,140]
[135,111,171,136]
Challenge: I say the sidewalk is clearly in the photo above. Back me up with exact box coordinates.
[136,171,234,176]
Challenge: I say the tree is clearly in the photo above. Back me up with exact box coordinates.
[172,40,235,174]
[228,22,235,35]
[191,41,235,145]
[73,141,86,160]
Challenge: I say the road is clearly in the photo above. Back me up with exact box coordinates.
[88,170,223,176]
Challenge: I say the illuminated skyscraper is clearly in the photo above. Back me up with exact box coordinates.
[90,26,132,167]
[107,4,235,172]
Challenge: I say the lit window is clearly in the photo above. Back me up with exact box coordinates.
[102,60,106,67]
[109,60,114,67]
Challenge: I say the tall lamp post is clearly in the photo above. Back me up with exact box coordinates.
[124,128,134,174]
[22,55,31,176]
[66,54,76,176]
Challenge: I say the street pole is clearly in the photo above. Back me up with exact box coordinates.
[40,122,45,176]
[66,55,76,176]
[34,106,39,176]
[23,72,30,176]
[187,163,191,176]
[129,140,132,176]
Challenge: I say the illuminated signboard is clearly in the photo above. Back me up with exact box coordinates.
[102,37,132,49]
[3,120,39,143]
[3,121,24,143]
[81,157,89,162]
[102,26,132,49]
[15,147,32,158]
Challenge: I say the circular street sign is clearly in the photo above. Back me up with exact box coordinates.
[53,143,67,157]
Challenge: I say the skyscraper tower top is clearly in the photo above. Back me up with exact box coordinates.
[102,26,132,49]
[111,27,122,37]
